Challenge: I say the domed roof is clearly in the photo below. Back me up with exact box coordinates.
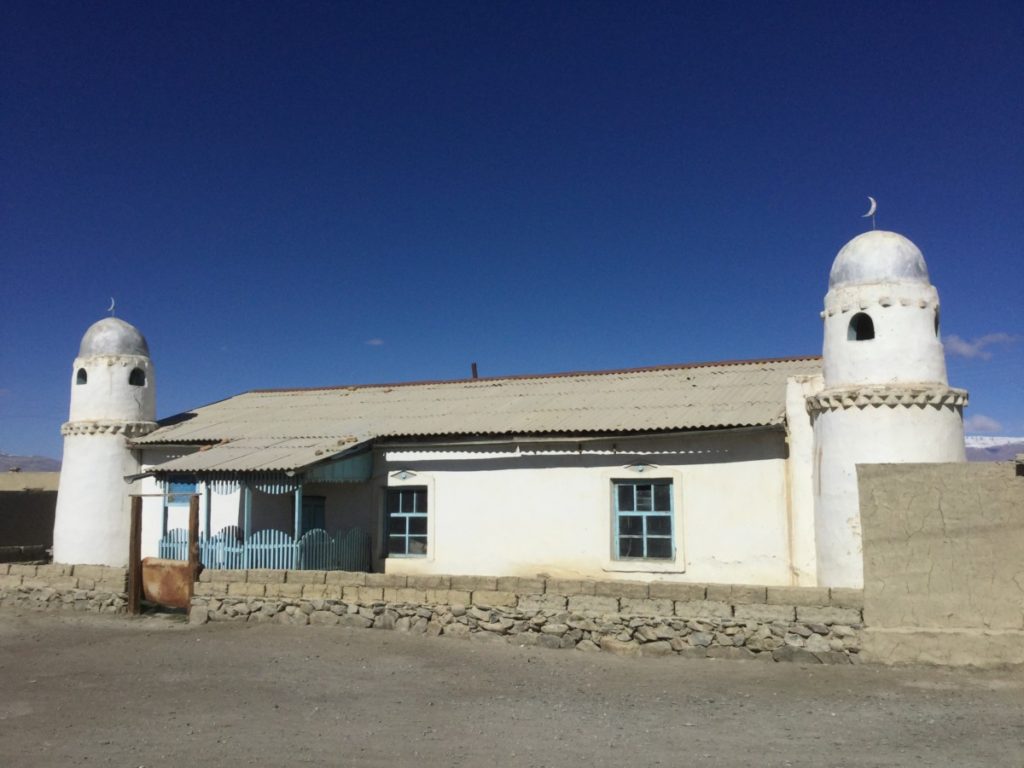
[829,230,930,288]
[78,317,150,357]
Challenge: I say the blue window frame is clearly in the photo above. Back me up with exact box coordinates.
[166,479,197,506]
[614,479,673,560]
[387,487,427,556]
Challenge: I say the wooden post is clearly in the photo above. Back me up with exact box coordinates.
[127,496,142,615]
[187,494,200,609]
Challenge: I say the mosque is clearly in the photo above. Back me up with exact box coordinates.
[51,229,968,589]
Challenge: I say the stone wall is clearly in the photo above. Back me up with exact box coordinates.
[859,460,1024,666]
[0,563,128,613]
[191,571,864,663]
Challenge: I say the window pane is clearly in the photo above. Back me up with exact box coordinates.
[386,491,400,514]
[647,515,672,535]
[635,485,653,511]
[618,515,644,536]
[653,483,671,511]
[389,516,407,536]
[616,484,634,512]
[646,538,673,559]
[408,537,427,555]
[387,535,407,555]
[619,537,644,558]
[408,516,427,535]
[413,490,427,513]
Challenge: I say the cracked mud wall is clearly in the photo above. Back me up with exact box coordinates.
[859,462,1024,631]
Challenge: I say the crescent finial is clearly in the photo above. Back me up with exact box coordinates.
[107,297,116,316]
[862,196,877,230]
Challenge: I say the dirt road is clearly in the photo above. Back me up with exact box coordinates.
[0,608,1021,767]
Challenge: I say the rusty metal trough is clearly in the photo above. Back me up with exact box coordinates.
[141,557,193,609]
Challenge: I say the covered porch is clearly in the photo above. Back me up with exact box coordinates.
[149,442,378,571]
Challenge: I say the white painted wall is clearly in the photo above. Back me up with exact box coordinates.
[53,434,142,566]
[785,375,823,585]
[69,355,155,422]
[822,283,946,387]
[813,404,966,588]
[382,431,804,585]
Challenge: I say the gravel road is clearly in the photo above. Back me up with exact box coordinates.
[1,608,1021,767]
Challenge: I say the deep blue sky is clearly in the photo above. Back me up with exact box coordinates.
[2,1,1022,459]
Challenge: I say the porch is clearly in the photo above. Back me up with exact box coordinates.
[151,448,377,572]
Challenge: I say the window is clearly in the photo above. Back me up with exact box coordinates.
[166,479,197,506]
[848,312,875,341]
[76,368,87,385]
[614,480,673,559]
[386,487,427,556]
[129,367,146,386]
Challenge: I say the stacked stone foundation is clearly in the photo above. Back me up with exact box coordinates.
[191,571,864,663]
[0,563,128,613]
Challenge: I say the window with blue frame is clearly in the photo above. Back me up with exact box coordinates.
[613,479,673,560]
[386,487,427,556]
[165,479,197,506]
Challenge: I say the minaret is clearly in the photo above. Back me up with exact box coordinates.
[52,318,158,566]
[809,231,967,588]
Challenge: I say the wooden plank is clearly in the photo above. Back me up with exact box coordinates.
[127,496,142,615]
[187,494,200,607]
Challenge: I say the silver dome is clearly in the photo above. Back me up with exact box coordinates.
[829,230,930,289]
[78,317,150,357]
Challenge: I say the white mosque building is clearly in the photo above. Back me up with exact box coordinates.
[52,229,967,589]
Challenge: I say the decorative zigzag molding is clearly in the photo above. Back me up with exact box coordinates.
[806,386,968,414]
[61,421,158,437]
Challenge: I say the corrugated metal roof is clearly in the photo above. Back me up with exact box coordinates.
[137,356,821,471]
[151,438,360,474]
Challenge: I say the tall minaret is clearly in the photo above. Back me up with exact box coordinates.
[52,317,158,566]
[809,230,967,588]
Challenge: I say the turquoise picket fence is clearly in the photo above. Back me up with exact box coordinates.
[157,526,372,572]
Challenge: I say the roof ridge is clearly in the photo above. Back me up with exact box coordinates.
[247,355,822,395]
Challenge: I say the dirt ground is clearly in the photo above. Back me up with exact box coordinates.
[0,608,1022,768]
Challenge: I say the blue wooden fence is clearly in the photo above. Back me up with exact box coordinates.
[158,526,372,572]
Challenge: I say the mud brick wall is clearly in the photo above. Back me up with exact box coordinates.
[0,563,128,613]
[191,571,865,664]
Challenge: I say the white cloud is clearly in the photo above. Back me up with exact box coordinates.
[944,332,1016,360]
[964,414,1003,433]
[365,338,384,347]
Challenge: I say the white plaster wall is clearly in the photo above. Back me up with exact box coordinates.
[785,375,822,585]
[53,434,142,566]
[381,433,798,585]
[822,283,947,387]
[813,404,966,588]
[69,355,155,422]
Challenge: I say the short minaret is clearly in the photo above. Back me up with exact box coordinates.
[809,231,967,588]
[52,318,158,566]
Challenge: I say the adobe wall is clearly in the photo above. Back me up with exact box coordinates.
[858,461,1024,666]
[0,563,128,612]
[188,571,864,663]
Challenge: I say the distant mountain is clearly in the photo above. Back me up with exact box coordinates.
[0,453,61,472]
[965,436,1024,462]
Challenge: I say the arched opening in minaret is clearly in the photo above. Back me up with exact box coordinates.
[129,367,146,386]
[848,313,875,341]
[934,308,940,336]
[76,368,87,385]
